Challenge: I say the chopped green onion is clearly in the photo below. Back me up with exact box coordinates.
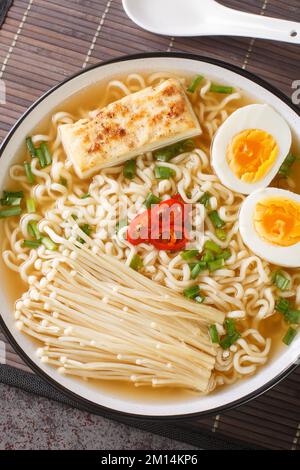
[219,318,241,350]
[209,325,220,344]
[81,193,90,199]
[78,224,92,243]
[26,198,36,213]
[272,270,290,291]
[154,139,195,162]
[198,192,212,208]
[285,310,300,325]
[209,210,225,229]
[144,192,161,209]
[220,332,241,350]
[3,190,24,198]
[24,162,35,185]
[36,148,47,169]
[183,285,205,303]
[283,327,297,346]
[115,219,127,233]
[210,84,234,94]
[202,250,215,263]
[208,258,225,272]
[275,298,291,314]
[28,221,40,240]
[216,228,227,241]
[41,236,57,251]
[183,286,205,303]
[26,137,37,157]
[275,297,300,324]
[190,261,207,279]
[22,240,41,248]
[204,240,222,255]
[0,206,22,218]
[59,177,68,187]
[189,262,197,270]
[278,154,296,178]
[225,319,236,336]
[123,159,136,179]
[1,191,23,206]
[155,166,176,180]
[40,142,52,166]
[187,75,204,93]
[183,285,200,299]
[0,195,22,206]
[181,250,199,261]
[130,254,143,271]
[216,249,231,261]
[195,294,206,304]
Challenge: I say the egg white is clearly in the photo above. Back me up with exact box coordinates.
[239,188,300,268]
[211,104,292,195]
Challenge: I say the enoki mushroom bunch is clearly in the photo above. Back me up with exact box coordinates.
[15,223,224,392]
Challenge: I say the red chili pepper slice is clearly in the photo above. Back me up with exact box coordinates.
[127,208,151,245]
[151,229,187,251]
[127,196,190,251]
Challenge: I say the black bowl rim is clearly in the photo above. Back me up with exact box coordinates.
[0,52,299,421]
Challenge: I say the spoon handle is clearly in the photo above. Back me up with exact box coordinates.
[217,6,300,44]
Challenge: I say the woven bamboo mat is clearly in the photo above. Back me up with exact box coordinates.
[0,0,300,450]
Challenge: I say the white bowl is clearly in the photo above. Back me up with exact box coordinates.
[0,54,299,418]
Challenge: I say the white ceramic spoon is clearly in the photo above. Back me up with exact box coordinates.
[123,0,300,44]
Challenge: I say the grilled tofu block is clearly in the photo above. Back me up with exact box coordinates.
[59,79,201,179]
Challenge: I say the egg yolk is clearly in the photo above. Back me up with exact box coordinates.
[254,197,300,247]
[226,129,279,183]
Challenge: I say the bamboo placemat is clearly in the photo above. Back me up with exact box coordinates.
[0,0,300,451]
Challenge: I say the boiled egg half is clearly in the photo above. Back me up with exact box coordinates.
[239,188,300,268]
[212,104,292,194]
